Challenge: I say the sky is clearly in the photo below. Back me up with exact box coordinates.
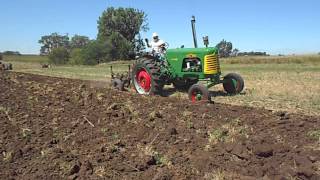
[0,0,319,55]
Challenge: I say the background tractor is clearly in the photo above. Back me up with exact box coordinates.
[132,16,244,102]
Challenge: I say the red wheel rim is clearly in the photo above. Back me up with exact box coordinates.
[191,91,197,102]
[136,68,151,92]
[191,90,202,102]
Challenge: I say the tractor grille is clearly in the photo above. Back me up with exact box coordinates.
[204,54,220,74]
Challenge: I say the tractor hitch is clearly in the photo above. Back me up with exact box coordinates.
[110,65,131,91]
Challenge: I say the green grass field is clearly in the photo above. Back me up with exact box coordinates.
[3,54,48,63]
[3,54,320,116]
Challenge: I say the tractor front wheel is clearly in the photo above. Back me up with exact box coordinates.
[223,73,244,94]
[188,84,211,102]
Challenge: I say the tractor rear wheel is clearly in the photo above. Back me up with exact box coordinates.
[223,73,244,94]
[188,84,211,102]
[132,58,164,95]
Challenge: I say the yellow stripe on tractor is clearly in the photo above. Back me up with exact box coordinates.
[204,54,220,75]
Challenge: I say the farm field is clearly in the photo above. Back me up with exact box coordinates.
[0,71,319,179]
[3,54,320,116]
[2,1,319,179]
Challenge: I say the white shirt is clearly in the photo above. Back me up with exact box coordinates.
[150,39,165,53]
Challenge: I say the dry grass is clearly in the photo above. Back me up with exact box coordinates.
[221,54,320,64]
[3,55,48,63]
[2,151,13,162]
[205,118,251,150]
[8,61,129,81]
[203,169,241,180]
[214,63,320,116]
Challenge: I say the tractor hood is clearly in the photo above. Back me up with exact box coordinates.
[166,47,218,56]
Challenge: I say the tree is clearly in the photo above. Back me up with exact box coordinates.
[97,7,148,59]
[230,48,239,57]
[70,35,90,49]
[48,47,69,64]
[133,33,146,54]
[0,53,2,60]
[80,40,109,65]
[2,51,21,56]
[39,33,69,55]
[69,48,84,65]
[104,32,132,60]
[216,39,233,58]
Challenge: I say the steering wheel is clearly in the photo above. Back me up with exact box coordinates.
[163,42,169,49]
[160,42,169,52]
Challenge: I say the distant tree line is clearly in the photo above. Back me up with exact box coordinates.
[0,51,21,61]
[1,51,21,56]
[39,33,91,64]
[215,39,269,57]
[237,51,269,56]
[39,7,147,65]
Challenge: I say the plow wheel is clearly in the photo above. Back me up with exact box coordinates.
[188,84,211,102]
[132,58,164,95]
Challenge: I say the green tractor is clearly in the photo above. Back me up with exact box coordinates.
[132,16,244,102]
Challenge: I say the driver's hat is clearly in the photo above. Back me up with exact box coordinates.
[152,32,159,38]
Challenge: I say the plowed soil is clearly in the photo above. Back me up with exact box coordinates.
[0,71,319,180]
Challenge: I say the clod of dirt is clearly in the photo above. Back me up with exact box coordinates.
[296,167,315,179]
[168,128,178,135]
[68,174,78,180]
[13,149,23,160]
[261,175,272,180]
[231,143,249,160]
[52,147,63,154]
[79,84,86,89]
[136,155,157,171]
[293,155,313,169]
[106,103,131,120]
[224,143,234,153]
[297,121,305,127]
[79,161,93,176]
[152,168,173,180]
[68,163,80,175]
[146,156,157,166]
[21,145,32,154]
[253,144,274,158]
[275,111,290,120]
[308,155,317,163]
[275,111,287,117]
[107,103,124,111]
[149,111,163,121]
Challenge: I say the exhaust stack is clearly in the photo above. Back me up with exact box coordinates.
[191,16,198,48]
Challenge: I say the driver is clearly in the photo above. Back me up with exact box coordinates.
[146,32,166,54]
